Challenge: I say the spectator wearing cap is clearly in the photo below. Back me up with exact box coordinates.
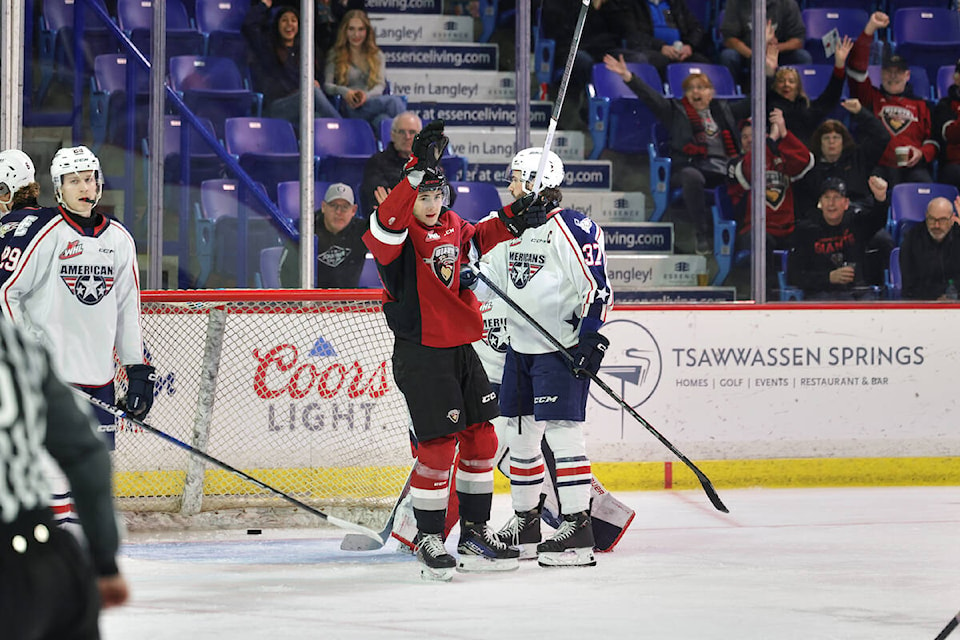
[789,175,890,300]
[0,149,40,216]
[846,12,937,189]
[899,196,960,300]
[932,59,960,191]
[360,111,422,216]
[279,183,367,288]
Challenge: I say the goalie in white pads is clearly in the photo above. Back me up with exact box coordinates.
[482,148,613,567]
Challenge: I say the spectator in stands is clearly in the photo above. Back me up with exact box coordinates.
[847,12,937,188]
[789,176,889,301]
[766,36,852,150]
[360,111,423,215]
[0,149,39,216]
[602,0,713,80]
[324,10,405,133]
[279,183,366,288]
[719,0,811,89]
[933,59,960,192]
[795,101,891,217]
[242,1,341,127]
[900,196,960,300]
[604,53,746,254]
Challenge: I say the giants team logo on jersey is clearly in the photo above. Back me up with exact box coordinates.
[60,264,115,305]
[59,240,83,260]
[507,251,545,289]
[880,105,915,136]
[429,244,458,287]
[763,170,789,210]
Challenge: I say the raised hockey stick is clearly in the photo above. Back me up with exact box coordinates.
[473,269,730,514]
[531,0,590,194]
[77,391,383,544]
[934,610,960,640]
[339,468,412,551]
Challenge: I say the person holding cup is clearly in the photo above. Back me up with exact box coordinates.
[846,12,936,188]
[788,176,890,300]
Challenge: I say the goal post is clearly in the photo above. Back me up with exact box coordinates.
[114,289,412,529]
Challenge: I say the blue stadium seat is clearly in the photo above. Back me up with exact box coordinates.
[449,181,502,223]
[37,0,115,107]
[314,118,379,190]
[141,115,222,187]
[357,254,382,288]
[258,246,284,289]
[666,62,741,99]
[802,9,868,64]
[936,64,956,99]
[886,246,902,300]
[169,55,262,138]
[892,8,960,82]
[587,62,664,159]
[195,0,251,82]
[774,249,803,301]
[90,54,150,150]
[224,117,300,203]
[195,179,282,287]
[117,0,204,62]
[888,182,959,245]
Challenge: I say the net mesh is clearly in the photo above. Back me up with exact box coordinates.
[113,291,411,530]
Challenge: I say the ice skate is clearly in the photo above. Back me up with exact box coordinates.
[414,532,455,582]
[537,511,596,567]
[493,506,541,560]
[456,521,520,572]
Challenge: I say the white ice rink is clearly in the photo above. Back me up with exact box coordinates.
[102,486,959,640]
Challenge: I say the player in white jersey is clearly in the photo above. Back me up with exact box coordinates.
[0,146,156,529]
[482,148,613,567]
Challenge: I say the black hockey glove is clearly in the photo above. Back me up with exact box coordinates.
[498,192,551,237]
[123,364,157,419]
[459,263,478,290]
[570,332,609,379]
[403,119,448,176]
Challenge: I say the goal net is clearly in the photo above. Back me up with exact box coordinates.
[113,289,411,529]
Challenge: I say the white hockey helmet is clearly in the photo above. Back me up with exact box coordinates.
[51,145,103,209]
[508,147,565,190]
[0,149,36,198]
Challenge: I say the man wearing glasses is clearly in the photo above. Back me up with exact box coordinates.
[280,183,367,288]
[900,196,960,300]
[361,111,423,215]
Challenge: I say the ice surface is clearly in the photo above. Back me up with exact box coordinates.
[102,486,960,639]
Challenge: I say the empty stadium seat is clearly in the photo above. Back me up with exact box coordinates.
[258,246,284,289]
[587,61,664,159]
[195,0,251,82]
[117,0,204,62]
[314,118,379,189]
[802,9,868,64]
[892,8,960,82]
[449,181,502,223]
[169,55,262,138]
[90,54,150,149]
[224,117,300,203]
[37,0,115,107]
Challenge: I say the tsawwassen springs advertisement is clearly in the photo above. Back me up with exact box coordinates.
[584,309,960,462]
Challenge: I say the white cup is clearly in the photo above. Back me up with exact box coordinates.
[895,146,911,167]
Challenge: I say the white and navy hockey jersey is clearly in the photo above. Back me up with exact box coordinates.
[482,207,611,355]
[0,207,144,386]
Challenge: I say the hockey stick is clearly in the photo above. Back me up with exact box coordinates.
[473,269,729,514]
[77,391,383,543]
[339,468,412,551]
[935,610,960,640]
[531,0,590,194]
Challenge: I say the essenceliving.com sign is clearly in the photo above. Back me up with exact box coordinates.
[588,308,959,463]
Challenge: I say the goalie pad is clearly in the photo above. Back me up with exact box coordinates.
[495,420,635,552]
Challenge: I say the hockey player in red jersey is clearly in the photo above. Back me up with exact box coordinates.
[363,120,546,581]
[846,11,937,187]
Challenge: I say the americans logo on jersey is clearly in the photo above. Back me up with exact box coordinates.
[508,250,545,289]
[60,264,115,305]
[482,316,508,353]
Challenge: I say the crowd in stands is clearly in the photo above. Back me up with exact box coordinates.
[20,0,960,299]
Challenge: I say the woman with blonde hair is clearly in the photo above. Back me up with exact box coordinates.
[324,10,405,131]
